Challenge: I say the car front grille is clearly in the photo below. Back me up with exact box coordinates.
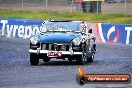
[41,43,70,51]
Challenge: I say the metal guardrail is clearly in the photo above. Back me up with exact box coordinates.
[0,0,132,14]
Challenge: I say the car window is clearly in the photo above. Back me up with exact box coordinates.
[42,22,81,32]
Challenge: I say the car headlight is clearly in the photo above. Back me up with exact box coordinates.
[30,36,38,45]
[72,38,81,46]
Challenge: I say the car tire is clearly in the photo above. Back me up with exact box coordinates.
[43,55,50,62]
[30,53,39,65]
[87,53,94,62]
[85,44,94,62]
[76,55,84,65]
[68,57,73,62]
[68,59,72,62]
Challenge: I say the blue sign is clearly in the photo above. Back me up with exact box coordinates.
[99,23,132,44]
[0,18,43,38]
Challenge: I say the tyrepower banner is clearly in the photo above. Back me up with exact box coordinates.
[0,18,43,38]
[0,18,132,44]
[97,23,132,44]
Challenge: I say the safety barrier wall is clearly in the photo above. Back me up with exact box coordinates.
[0,18,132,44]
[87,23,132,44]
[0,18,43,38]
[97,23,132,44]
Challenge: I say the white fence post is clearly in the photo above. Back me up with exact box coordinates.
[71,0,74,13]
[97,0,99,14]
[22,0,24,8]
[125,0,127,14]
[45,0,48,8]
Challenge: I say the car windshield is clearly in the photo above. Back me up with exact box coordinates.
[41,21,82,33]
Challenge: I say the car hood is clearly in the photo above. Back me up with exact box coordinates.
[38,33,80,43]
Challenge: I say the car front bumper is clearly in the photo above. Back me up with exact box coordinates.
[29,49,82,55]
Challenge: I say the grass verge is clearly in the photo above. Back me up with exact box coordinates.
[0,9,132,24]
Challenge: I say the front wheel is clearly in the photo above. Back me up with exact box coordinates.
[43,56,50,62]
[76,55,84,65]
[30,53,39,65]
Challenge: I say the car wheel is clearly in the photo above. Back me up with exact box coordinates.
[87,53,94,62]
[85,44,94,62]
[76,55,84,65]
[68,56,73,62]
[43,55,50,62]
[68,58,72,62]
[30,53,39,65]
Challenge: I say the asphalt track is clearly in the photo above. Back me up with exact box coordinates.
[0,37,132,88]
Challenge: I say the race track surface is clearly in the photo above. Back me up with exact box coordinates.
[0,37,132,88]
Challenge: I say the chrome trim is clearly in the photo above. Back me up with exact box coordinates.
[29,49,82,55]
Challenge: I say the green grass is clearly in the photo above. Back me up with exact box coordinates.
[0,9,132,24]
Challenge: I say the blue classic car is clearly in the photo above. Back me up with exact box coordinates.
[29,20,96,65]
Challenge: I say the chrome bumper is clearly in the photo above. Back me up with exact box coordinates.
[29,49,82,55]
